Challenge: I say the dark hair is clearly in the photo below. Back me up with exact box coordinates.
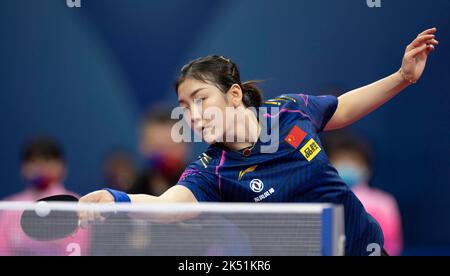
[21,138,64,163]
[142,106,176,127]
[322,131,373,168]
[175,55,263,107]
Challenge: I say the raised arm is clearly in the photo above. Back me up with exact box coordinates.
[325,27,439,131]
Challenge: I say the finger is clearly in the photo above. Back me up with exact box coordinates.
[79,219,89,229]
[422,39,439,50]
[406,43,428,58]
[77,199,93,228]
[419,39,439,47]
[425,44,435,54]
[78,210,88,225]
[428,39,439,46]
[94,212,106,223]
[407,34,435,50]
[417,27,437,37]
[86,209,96,224]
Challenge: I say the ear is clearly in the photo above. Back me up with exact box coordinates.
[226,84,244,108]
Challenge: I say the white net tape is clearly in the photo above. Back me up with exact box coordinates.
[0,202,345,256]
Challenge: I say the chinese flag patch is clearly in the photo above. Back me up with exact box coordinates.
[285,125,307,149]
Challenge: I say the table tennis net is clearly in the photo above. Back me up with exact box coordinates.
[0,202,345,256]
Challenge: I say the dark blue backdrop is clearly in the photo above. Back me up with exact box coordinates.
[1,0,449,254]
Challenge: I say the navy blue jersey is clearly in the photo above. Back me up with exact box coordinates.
[177,94,384,256]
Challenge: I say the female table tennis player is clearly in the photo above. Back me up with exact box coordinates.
[80,28,438,256]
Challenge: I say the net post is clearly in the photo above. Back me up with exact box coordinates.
[321,205,345,256]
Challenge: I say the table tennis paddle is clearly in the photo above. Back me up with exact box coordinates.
[20,194,80,241]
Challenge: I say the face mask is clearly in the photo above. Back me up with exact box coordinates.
[27,174,56,191]
[145,153,185,178]
[335,164,367,188]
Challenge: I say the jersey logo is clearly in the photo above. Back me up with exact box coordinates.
[254,188,275,202]
[250,179,264,193]
[279,95,298,103]
[264,101,281,106]
[285,125,307,149]
[238,165,258,181]
[198,153,212,168]
[300,138,322,161]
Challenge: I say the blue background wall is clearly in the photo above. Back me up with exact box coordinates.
[1,0,449,254]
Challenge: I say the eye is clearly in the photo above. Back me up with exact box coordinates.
[193,98,205,105]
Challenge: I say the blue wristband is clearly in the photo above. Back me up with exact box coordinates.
[103,188,131,203]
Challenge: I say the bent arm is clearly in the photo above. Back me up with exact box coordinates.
[324,27,438,131]
[325,71,410,131]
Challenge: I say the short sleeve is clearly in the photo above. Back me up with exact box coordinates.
[283,94,338,132]
[176,163,220,202]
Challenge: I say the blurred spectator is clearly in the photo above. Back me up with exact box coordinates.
[323,131,403,256]
[0,138,90,256]
[91,108,191,255]
[102,149,137,192]
[92,149,137,255]
[130,107,190,196]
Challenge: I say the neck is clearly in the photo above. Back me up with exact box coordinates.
[223,107,260,151]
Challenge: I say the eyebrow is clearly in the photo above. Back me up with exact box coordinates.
[178,88,207,104]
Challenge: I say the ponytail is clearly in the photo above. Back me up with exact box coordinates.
[241,80,264,107]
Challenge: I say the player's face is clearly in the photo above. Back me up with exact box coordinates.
[329,150,371,187]
[139,122,189,160]
[177,78,244,144]
[21,158,66,187]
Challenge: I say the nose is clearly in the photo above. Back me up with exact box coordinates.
[190,103,203,127]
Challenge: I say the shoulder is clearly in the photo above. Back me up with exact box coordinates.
[262,94,307,109]
[177,147,223,202]
[179,147,222,182]
[258,94,315,127]
[195,145,223,170]
[264,93,338,132]
[261,93,338,114]
[2,190,31,201]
